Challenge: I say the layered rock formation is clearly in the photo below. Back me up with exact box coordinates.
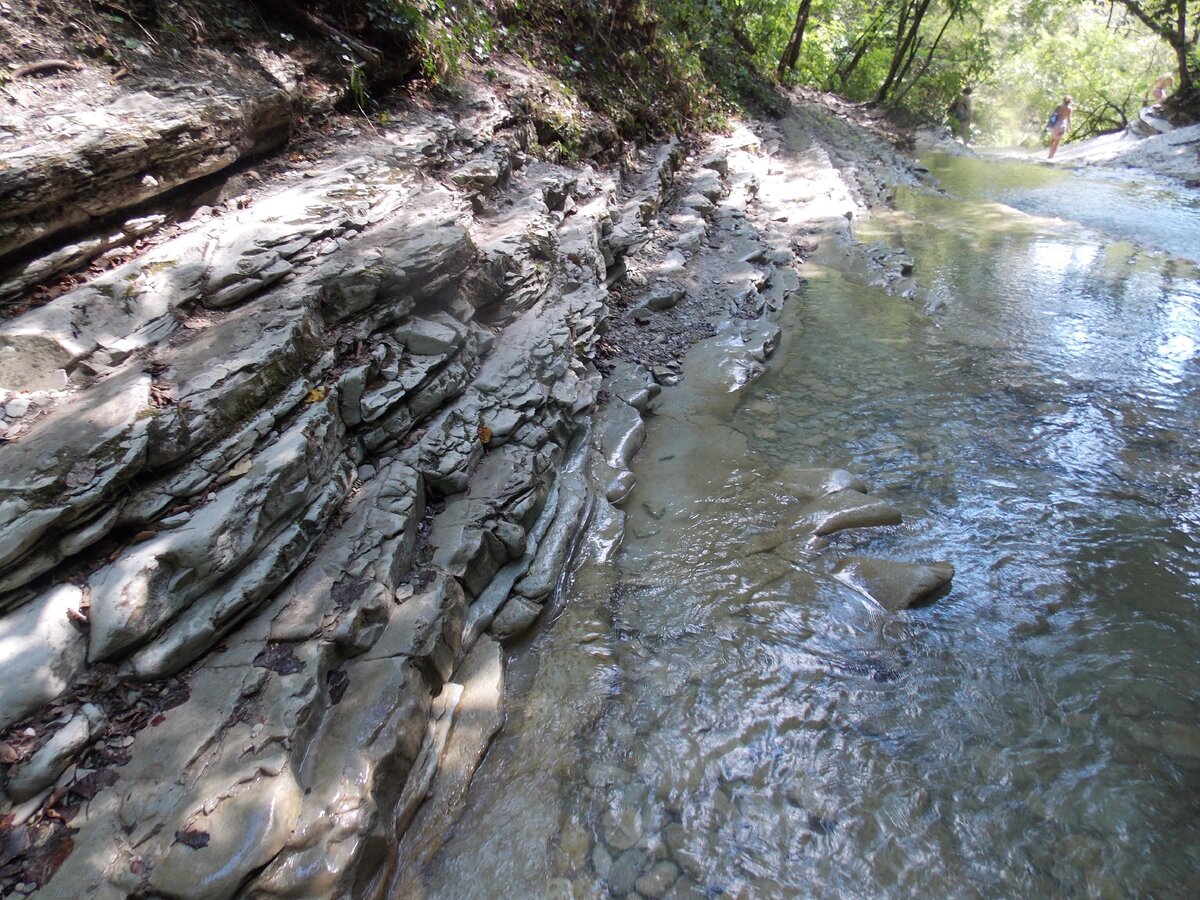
[0,58,709,895]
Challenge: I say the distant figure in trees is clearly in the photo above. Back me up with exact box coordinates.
[1146,73,1175,104]
[947,87,973,142]
[1046,96,1073,159]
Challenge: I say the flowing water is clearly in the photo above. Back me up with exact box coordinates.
[410,153,1200,897]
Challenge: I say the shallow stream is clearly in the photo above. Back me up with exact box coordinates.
[410,152,1200,897]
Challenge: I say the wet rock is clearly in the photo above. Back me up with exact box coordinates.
[781,465,869,499]
[363,574,467,683]
[516,471,589,602]
[606,363,660,413]
[147,763,304,900]
[608,848,650,896]
[248,655,429,898]
[802,489,902,536]
[489,595,542,640]
[636,860,680,897]
[383,637,505,895]
[832,556,955,611]
[592,399,645,504]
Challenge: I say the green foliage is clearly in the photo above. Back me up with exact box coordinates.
[365,0,493,79]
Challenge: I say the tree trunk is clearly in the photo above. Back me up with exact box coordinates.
[889,0,959,106]
[777,0,815,77]
[830,1,898,89]
[1175,0,1192,93]
[1113,0,1195,95]
[874,0,933,104]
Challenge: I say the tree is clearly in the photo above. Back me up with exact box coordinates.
[1110,0,1197,96]
[778,0,817,75]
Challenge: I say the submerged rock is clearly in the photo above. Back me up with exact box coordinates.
[832,556,955,611]
[801,489,902,536]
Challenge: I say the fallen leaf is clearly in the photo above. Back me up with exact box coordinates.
[71,769,119,802]
[306,386,326,403]
[478,425,493,444]
[174,829,210,850]
[226,456,254,480]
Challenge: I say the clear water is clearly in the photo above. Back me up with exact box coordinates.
[407,154,1200,897]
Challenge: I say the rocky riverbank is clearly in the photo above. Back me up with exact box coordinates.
[0,32,925,895]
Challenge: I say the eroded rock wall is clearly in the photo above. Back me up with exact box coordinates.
[0,63,685,896]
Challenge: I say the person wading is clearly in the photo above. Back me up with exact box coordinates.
[948,86,973,142]
[1047,95,1073,159]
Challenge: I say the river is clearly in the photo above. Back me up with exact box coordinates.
[404,150,1200,897]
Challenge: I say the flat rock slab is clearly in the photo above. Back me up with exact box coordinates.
[802,489,902,536]
[0,79,296,265]
[832,556,955,612]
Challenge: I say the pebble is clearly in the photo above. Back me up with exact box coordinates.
[607,849,646,896]
[3,396,33,418]
[635,860,680,897]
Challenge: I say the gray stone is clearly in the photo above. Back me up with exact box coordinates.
[640,284,686,312]
[89,401,346,663]
[592,398,646,504]
[145,295,322,468]
[606,363,660,413]
[394,313,470,356]
[680,193,714,214]
[781,465,868,498]
[7,703,107,801]
[364,574,467,682]
[636,860,680,898]
[609,848,650,896]
[319,190,474,322]
[0,79,296,269]
[516,471,589,602]
[489,595,542,640]
[130,467,352,680]
[4,398,30,418]
[0,369,151,587]
[0,584,88,729]
[381,637,505,895]
[832,556,955,612]
[691,170,724,202]
[245,657,429,899]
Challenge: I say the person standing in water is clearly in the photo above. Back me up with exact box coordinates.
[948,86,973,142]
[1047,95,1073,159]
